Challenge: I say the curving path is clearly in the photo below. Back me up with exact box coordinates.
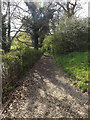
[2,55,88,118]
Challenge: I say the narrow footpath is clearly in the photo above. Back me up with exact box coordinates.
[2,56,88,118]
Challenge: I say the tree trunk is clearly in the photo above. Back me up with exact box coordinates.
[7,1,11,52]
[34,34,38,50]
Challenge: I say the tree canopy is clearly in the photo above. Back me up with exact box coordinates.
[1,0,82,52]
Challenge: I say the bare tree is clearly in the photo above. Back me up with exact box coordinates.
[22,2,56,50]
[2,0,24,53]
[1,0,82,52]
[57,0,81,18]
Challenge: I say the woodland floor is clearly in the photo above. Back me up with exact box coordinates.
[1,55,88,118]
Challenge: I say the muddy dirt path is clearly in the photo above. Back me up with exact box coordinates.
[2,56,88,118]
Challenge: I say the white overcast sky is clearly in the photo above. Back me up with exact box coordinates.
[77,0,89,18]
[2,0,89,36]
[3,0,89,17]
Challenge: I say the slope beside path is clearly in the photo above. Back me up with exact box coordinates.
[2,55,88,118]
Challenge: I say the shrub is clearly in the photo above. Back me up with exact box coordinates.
[2,47,42,88]
[56,17,88,54]
[43,17,88,55]
[11,32,32,50]
[41,35,54,55]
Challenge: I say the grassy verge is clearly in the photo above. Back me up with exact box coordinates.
[55,51,89,91]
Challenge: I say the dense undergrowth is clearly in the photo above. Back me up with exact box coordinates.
[55,51,89,91]
[2,47,42,91]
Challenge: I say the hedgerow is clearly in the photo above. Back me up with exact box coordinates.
[2,47,42,88]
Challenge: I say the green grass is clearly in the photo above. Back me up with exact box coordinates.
[3,86,14,93]
[55,51,89,91]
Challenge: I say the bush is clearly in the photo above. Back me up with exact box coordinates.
[2,47,42,88]
[41,35,54,55]
[55,17,88,54]
[43,17,88,55]
[11,32,32,50]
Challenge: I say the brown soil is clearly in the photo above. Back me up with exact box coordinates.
[1,55,88,118]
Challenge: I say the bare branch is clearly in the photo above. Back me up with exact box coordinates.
[16,36,32,47]
[11,24,23,41]
[56,2,67,13]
